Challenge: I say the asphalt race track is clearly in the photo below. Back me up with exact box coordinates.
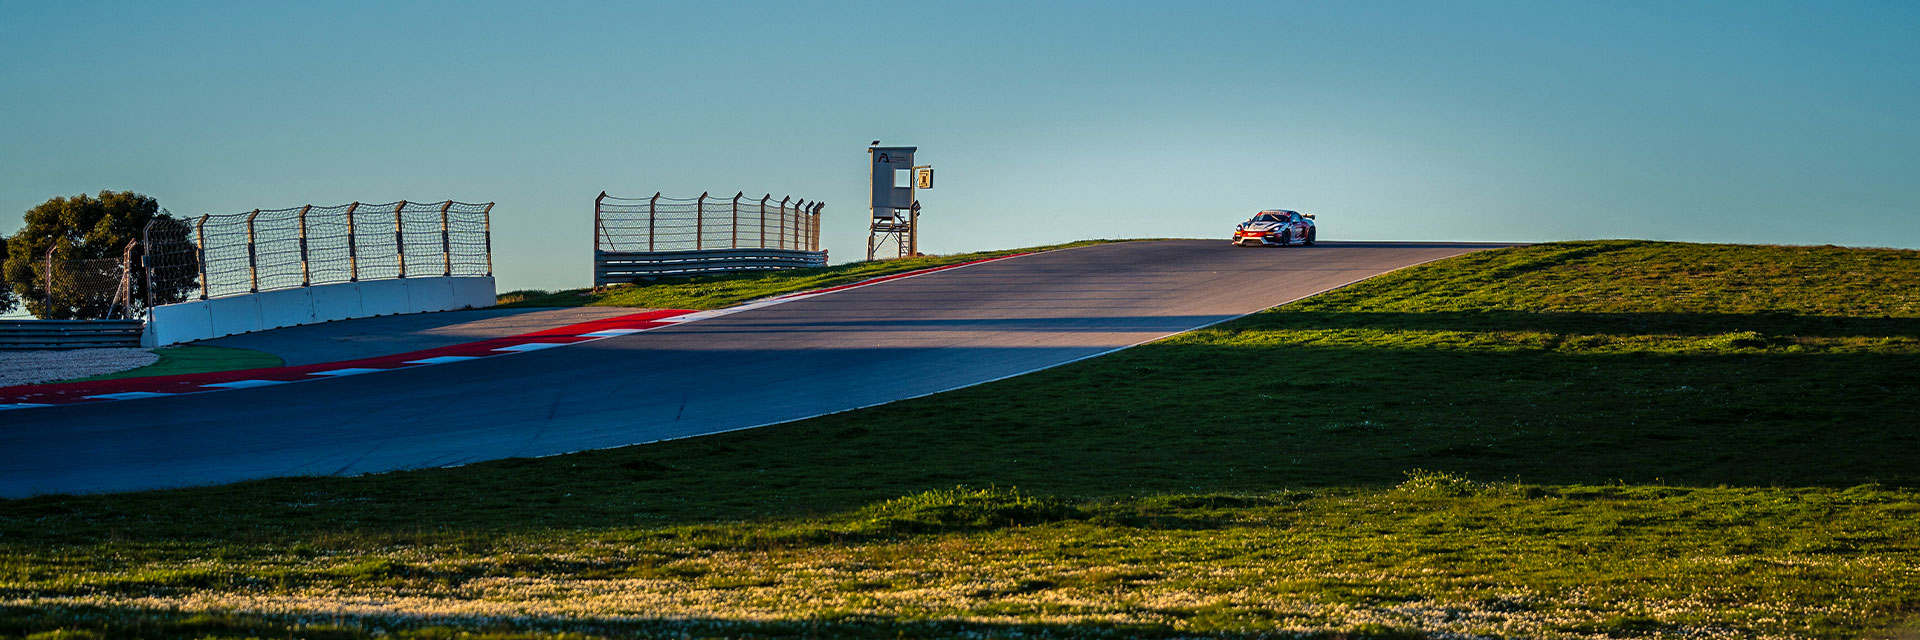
[0,240,1509,497]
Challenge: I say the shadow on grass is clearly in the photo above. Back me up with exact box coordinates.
[1252,310,1920,339]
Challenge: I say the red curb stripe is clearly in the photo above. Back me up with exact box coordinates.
[0,309,695,406]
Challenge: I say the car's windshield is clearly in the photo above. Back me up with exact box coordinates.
[1252,214,1283,223]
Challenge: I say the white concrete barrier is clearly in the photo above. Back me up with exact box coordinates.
[309,282,364,323]
[145,276,496,347]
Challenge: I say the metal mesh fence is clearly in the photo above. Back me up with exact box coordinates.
[27,241,139,320]
[144,200,493,302]
[595,192,822,253]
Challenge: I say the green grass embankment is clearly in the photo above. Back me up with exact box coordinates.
[3,240,1917,639]
[61,345,282,382]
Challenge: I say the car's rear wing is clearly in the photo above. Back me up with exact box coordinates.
[1302,213,1315,219]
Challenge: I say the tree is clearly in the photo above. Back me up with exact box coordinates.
[2,190,194,319]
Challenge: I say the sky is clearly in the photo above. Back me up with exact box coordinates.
[3,1,1917,292]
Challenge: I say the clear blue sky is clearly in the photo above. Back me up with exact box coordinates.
[4,1,1916,291]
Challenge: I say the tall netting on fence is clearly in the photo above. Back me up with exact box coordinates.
[145,200,493,301]
[596,192,822,253]
[24,242,139,320]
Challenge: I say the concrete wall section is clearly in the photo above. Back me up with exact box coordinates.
[450,278,496,310]
[144,301,214,347]
[404,278,456,315]
[358,280,412,318]
[207,296,264,339]
[255,289,317,331]
[146,276,496,347]
[309,283,365,323]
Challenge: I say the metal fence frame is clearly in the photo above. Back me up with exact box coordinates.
[144,200,494,304]
[593,191,825,286]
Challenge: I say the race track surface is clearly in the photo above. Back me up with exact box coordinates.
[0,240,1508,496]
[198,307,646,365]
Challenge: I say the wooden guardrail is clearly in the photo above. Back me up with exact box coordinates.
[0,319,145,350]
[595,248,828,285]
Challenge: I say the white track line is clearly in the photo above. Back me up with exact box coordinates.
[403,356,481,365]
[492,343,567,352]
[200,380,291,389]
[84,392,176,401]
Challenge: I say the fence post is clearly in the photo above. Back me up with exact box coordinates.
[812,203,824,251]
[439,200,453,277]
[595,191,607,253]
[695,192,708,251]
[195,215,210,299]
[759,195,770,249]
[245,209,260,293]
[42,243,55,315]
[483,202,494,277]
[731,192,742,249]
[345,202,360,282]
[141,221,156,311]
[648,193,659,252]
[297,205,312,287]
[779,197,791,250]
[789,200,801,251]
[394,201,408,278]
[117,239,136,319]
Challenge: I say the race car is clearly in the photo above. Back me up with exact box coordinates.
[1232,209,1316,246]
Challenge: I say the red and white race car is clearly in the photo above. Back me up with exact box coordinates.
[1232,210,1316,246]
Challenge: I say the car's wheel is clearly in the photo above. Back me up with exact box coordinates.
[1277,230,1291,246]
[1305,228,1316,245]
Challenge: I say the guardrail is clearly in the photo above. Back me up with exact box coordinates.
[595,248,829,282]
[594,191,825,286]
[0,319,144,350]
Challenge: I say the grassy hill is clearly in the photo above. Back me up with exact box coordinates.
[3,240,1916,639]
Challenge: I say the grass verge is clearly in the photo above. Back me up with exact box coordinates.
[60,345,283,383]
[495,240,1125,310]
[3,239,1917,639]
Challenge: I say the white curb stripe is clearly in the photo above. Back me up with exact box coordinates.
[404,356,481,365]
[84,392,176,400]
[308,368,387,377]
[200,379,291,389]
[578,328,644,337]
[492,342,565,352]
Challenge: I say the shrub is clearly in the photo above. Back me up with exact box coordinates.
[851,486,1082,535]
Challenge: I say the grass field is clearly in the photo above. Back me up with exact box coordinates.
[3,240,1917,639]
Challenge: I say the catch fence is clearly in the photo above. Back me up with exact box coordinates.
[595,192,821,253]
[24,241,140,321]
[593,192,825,285]
[145,200,493,303]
